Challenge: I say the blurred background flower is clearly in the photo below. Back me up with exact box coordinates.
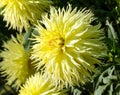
[31,4,106,88]
[0,0,52,32]
[0,33,33,89]
[19,72,68,95]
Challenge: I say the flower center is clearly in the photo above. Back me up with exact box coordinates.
[48,37,64,48]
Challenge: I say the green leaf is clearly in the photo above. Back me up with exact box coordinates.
[106,20,117,40]
[71,87,83,95]
[114,84,120,95]
[94,85,108,95]
[23,27,34,53]
[109,84,113,95]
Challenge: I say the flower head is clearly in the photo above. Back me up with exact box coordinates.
[19,73,68,95]
[0,0,52,32]
[0,33,33,89]
[31,5,106,88]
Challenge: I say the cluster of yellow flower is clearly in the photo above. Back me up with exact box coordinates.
[0,0,106,95]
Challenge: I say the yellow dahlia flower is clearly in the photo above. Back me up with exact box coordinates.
[19,73,68,95]
[0,0,52,32]
[31,5,106,88]
[0,34,33,89]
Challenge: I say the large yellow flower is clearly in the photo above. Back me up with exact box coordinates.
[0,0,52,32]
[31,5,106,88]
[0,33,33,89]
[19,72,68,95]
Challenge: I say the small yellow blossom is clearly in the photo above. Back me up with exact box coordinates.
[31,5,106,88]
[19,73,68,95]
[0,0,52,32]
[0,33,33,89]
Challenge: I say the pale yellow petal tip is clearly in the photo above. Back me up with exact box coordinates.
[0,0,52,32]
[0,33,32,89]
[31,4,106,88]
[19,73,68,95]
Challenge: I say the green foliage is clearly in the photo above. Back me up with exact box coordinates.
[94,63,120,95]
